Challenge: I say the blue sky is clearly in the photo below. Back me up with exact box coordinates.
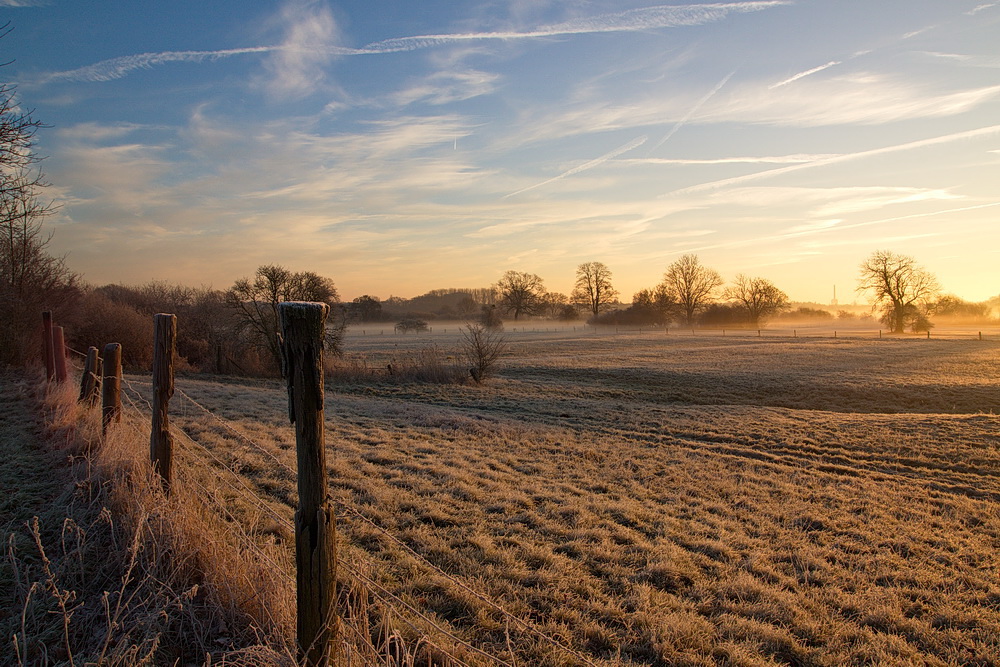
[6,0,1000,303]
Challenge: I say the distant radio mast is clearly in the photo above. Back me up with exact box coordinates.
[832,285,838,306]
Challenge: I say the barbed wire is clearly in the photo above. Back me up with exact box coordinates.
[159,379,602,666]
[111,373,605,666]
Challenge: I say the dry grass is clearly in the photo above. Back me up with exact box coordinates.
[1,372,296,665]
[163,331,1000,665]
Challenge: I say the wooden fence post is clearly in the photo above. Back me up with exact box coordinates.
[53,326,68,383]
[102,343,122,437]
[280,302,336,667]
[151,314,176,492]
[42,311,55,381]
[79,346,101,403]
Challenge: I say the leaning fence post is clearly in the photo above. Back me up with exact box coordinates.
[53,326,68,383]
[42,311,55,381]
[101,343,122,437]
[280,302,336,667]
[151,314,176,492]
[79,346,101,403]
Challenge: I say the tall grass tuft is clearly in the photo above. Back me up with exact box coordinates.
[4,375,296,665]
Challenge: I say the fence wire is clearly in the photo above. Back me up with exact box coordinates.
[116,374,533,665]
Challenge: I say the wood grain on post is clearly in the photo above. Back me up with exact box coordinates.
[53,326,68,383]
[150,314,176,493]
[101,343,122,437]
[42,311,55,381]
[280,301,336,667]
[79,347,100,402]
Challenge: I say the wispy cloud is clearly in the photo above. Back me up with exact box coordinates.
[768,60,840,89]
[362,2,789,53]
[649,70,735,152]
[260,0,341,99]
[917,51,1000,69]
[391,69,500,106]
[707,75,1000,126]
[665,124,1000,195]
[504,134,648,198]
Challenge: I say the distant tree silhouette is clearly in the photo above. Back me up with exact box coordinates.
[572,261,619,318]
[723,275,789,326]
[658,255,722,326]
[496,270,546,320]
[857,251,939,333]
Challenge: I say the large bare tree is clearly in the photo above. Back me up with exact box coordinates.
[226,264,343,370]
[495,270,546,320]
[723,275,789,327]
[658,254,723,326]
[857,250,939,333]
[572,261,619,318]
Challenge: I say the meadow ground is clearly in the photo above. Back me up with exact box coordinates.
[142,326,999,665]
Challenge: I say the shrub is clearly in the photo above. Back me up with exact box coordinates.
[462,323,507,383]
[395,318,428,333]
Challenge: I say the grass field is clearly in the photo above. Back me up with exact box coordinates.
[156,328,1000,665]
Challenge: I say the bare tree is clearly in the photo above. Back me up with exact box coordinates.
[658,255,723,326]
[462,323,507,383]
[225,264,343,371]
[572,261,619,318]
[495,270,546,320]
[857,250,940,333]
[0,39,79,365]
[723,275,789,327]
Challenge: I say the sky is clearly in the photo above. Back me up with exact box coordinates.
[5,0,1000,304]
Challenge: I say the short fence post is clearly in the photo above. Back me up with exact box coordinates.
[979,331,983,341]
[79,346,101,403]
[927,330,930,339]
[151,314,176,493]
[42,311,55,381]
[101,343,122,437]
[280,302,336,667]
[53,326,68,383]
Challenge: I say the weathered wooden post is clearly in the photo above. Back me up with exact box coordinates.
[53,326,68,383]
[280,302,336,667]
[101,343,122,436]
[42,311,55,381]
[79,346,101,403]
[150,314,176,492]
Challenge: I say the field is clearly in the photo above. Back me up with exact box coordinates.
[158,327,1000,665]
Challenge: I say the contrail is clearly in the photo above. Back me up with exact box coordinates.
[504,135,648,198]
[36,46,283,84]
[649,70,735,152]
[664,123,1000,196]
[620,153,837,165]
[364,2,789,53]
[32,2,789,84]
[769,60,841,89]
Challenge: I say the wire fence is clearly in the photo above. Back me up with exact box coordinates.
[112,370,603,666]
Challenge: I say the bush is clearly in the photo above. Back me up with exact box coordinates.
[462,324,507,383]
[395,318,428,333]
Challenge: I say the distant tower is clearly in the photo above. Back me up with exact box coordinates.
[831,285,838,306]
